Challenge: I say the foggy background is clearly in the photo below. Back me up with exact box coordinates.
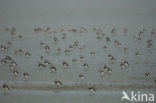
[0,0,156,103]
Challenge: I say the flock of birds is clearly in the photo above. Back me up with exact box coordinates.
[0,26,156,92]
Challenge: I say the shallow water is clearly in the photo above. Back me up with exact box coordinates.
[0,0,156,103]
